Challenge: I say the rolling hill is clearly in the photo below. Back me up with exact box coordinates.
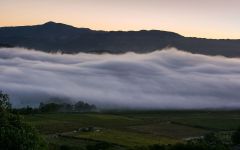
[1,21,240,57]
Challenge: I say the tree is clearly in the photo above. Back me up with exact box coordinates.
[0,92,47,150]
[39,102,74,113]
[0,91,11,112]
[39,102,62,113]
[0,113,46,150]
[74,101,96,112]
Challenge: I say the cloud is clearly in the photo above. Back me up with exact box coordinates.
[1,47,240,109]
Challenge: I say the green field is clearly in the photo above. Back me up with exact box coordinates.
[23,110,240,149]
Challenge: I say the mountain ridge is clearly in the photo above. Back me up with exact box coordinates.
[1,21,240,57]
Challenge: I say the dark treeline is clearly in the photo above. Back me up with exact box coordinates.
[12,100,97,114]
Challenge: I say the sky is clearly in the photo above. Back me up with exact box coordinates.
[0,0,240,39]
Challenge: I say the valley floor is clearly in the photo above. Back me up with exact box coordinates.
[23,110,240,149]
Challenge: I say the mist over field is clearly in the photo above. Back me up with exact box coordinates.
[1,47,240,109]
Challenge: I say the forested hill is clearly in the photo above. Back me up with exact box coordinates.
[1,21,240,57]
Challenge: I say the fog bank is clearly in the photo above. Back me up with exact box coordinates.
[1,47,240,109]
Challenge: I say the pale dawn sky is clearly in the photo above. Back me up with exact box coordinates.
[0,0,240,39]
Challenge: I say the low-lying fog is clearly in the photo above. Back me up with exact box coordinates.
[1,47,240,109]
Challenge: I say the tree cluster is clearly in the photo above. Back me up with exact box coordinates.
[13,100,97,114]
[39,101,96,113]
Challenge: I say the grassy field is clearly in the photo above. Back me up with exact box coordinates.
[23,110,240,149]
